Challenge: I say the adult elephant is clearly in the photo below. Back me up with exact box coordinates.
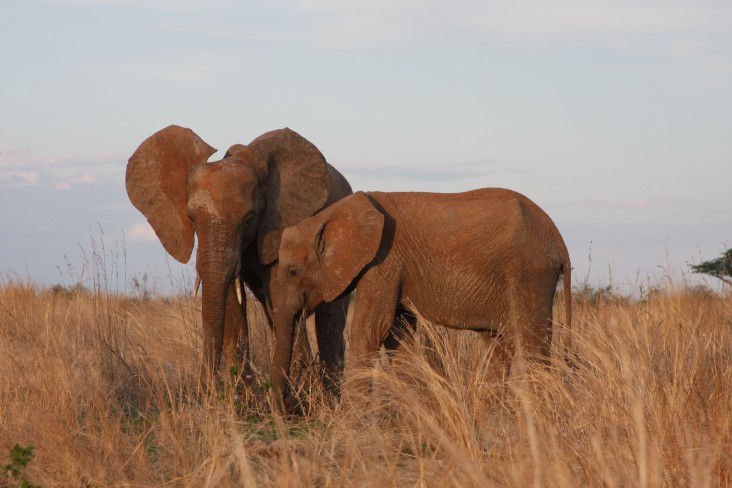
[126,125,352,392]
[267,190,572,413]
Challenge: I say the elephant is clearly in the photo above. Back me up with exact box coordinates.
[267,189,572,412]
[125,125,352,392]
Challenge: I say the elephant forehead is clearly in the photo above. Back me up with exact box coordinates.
[280,227,309,250]
[188,189,221,218]
[280,232,310,259]
[190,157,255,180]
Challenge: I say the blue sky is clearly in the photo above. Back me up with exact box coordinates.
[1,0,731,294]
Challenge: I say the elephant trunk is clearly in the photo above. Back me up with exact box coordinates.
[197,224,240,384]
[271,307,299,414]
[199,269,229,381]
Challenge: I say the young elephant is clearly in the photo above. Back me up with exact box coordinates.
[269,189,572,413]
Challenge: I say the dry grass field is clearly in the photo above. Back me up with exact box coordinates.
[1,270,731,486]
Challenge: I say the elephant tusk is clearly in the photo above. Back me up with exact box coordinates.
[193,275,201,299]
[235,278,243,305]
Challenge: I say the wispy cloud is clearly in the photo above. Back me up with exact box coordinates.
[35,0,241,12]
[32,0,732,47]
[54,173,97,191]
[0,147,125,189]
[281,0,732,47]
[127,222,158,242]
[1,171,39,187]
[47,0,711,51]
[662,37,732,87]
[33,0,732,87]
[342,160,528,182]
[556,197,713,210]
[0,148,61,169]
[132,1,732,86]
[157,20,291,43]
[622,198,671,209]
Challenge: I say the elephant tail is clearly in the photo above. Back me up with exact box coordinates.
[561,250,572,353]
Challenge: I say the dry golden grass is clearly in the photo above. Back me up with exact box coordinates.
[1,275,731,486]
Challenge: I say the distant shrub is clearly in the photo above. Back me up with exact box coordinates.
[50,282,88,298]
[2,444,39,488]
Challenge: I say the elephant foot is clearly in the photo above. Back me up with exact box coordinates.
[228,359,254,383]
[320,369,342,399]
[284,395,301,415]
[271,392,302,416]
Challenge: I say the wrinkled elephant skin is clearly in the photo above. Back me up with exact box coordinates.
[126,125,352,391]
[269,190,572,412]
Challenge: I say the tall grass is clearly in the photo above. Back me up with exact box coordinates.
[1,269,730,486]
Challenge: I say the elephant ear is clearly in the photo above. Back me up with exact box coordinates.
[318,192,384,302]
[250,128,331,265]
[224,144,268,177]
[126,125,216,263]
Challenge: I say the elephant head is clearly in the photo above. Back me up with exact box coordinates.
[126,125,334,378]
[269,192,384,412]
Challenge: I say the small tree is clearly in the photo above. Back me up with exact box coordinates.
[690,248,732,285]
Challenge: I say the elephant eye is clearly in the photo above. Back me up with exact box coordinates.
[288,265,299,277]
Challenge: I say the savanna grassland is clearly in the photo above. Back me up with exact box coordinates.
[1,270,731,487]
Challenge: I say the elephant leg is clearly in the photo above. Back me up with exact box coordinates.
[314,296,349,395]
[341,281,398,418]
[383,308,416,351]
[523,299,553,362]
[380,310,417,373]
[346,279,399,376]
[509,282,554,365]
[222,281,249,377]
[478,329,512,381]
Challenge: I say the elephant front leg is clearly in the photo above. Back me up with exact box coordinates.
[222,280,250,379]
[314,296,349,396]
[344,280,399,402]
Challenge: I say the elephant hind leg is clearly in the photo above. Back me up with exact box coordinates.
[508,282,554,365]
[478,329,512,382]
[383,308,417,351]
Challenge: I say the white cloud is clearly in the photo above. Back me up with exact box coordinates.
[127,222,158,242]
[54,172,97,191]
[35,0,241,12]
[30,0,732,48]
[274,0,732,46]
[157,20,290,43]
[137,0,732,85]
[0,146,125,190]
[342,160,527,182]
[0,147,60,169]
[556,197,713,212]
[0,170,39,188]
[37,0,732,64]
[662,37,732,87]
[622,198,667,208]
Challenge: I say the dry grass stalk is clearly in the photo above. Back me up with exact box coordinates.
[1,275,730,486]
